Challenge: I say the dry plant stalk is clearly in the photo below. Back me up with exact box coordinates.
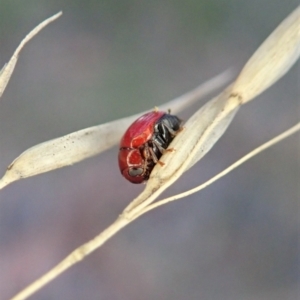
[1,5,299,300]
[0,69,232,189]
[137,122,300,217]
[0,12,62,98]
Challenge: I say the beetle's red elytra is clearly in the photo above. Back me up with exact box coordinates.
[118,110,182,184]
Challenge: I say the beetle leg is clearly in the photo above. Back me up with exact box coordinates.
[155,120,179,144]
[148,146,158,163]
[154,124,170,146]
[142,145,153,174]
[142,143,157,164]
[150,147,165,166]
[152,139,166,154]
[142,144,151,162]
[148,145,165,166]
[153,138,174,154]
[160,122,178,136]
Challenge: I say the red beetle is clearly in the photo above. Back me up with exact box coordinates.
[118,110,182,184]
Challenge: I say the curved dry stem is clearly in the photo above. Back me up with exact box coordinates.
[11,216,129,300]
[15,12,63,55]
[11,121,300,300]
[136,122,300,218]
[0,12,62,98]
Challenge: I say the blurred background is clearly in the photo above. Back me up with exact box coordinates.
[0,1,299,299]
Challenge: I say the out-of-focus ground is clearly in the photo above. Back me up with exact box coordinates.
[0,1,299,299]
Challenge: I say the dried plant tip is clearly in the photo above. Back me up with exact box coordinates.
[0,12,62,99]
[0,117,136,189]
[231,6,300,104]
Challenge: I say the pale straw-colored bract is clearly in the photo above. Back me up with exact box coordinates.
[0,6,299,300]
